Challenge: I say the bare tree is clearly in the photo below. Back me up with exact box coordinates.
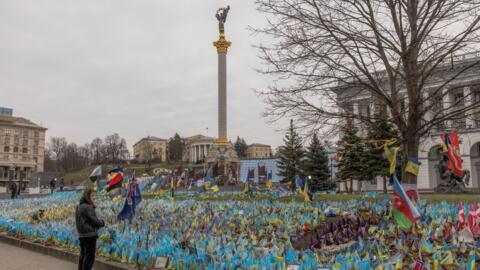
[90,137,104,164]
[104,133,130,164]
[254,0,480,183]
[48,137,68,172]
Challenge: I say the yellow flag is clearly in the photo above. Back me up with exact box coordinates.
[406,158,420,176]
[266,179,273,189]
[243,183,249,193]
[384,141,400,175]
[303,178,310,202]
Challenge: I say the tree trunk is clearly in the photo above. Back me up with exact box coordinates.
[383,175,387,194]
[402,135,420,184]
[349,179,353,194]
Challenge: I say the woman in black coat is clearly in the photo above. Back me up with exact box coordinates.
[75,189,105,270]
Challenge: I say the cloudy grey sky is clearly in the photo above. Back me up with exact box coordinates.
[0,0,288,151]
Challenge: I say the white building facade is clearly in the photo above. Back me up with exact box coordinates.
[182,134,216,164]
[336,55,480,192]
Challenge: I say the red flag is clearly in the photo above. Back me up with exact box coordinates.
[472,204,480,238]
[458,202,466,229]
[413,255,426,270]
[440,132,463,177]
[403,184,419,204]
[468,204,475,230]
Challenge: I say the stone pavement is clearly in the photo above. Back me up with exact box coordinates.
[0,241,77,270]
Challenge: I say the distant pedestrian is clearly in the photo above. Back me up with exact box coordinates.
[16,182,21,196]
[75,189,105,270]
[9,182,17,199]
[49,178,56,194]
[59,178,65,192]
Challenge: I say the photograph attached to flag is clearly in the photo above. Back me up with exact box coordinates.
[89,166,102,182]
[392,173,421,230]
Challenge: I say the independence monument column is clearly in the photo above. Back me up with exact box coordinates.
[213,6,231,146]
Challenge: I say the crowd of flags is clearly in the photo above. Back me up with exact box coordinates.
[81,130,473,268]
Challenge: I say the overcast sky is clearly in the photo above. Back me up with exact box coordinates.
[0,0,288,151]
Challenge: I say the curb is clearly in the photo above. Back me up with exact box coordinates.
[0,234,137,270]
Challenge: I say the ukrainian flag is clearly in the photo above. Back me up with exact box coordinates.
[210,179,220,192]
[406,156,420,176]
[384,142,400,175]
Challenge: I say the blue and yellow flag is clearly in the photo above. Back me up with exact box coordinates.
[210,179,220,192]
[384,140,399,175]
[406,156,420,176]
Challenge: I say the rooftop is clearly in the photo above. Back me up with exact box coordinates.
[0,115,46,130]
[186,134,216,142]
[133,136,167,146]
[248,143,271,148]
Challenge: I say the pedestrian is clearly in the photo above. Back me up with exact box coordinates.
[16,181,21,197]
[9,181,17,199]
[75,189,105,270]
[59,178,65,192]
[49,178,56,194]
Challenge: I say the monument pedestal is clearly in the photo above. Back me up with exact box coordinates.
[205,141,239,181]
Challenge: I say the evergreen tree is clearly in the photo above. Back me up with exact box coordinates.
[234,136,248,158]
[168,133,185,162]
[364,109,400,193]
[304,132,330,192]
[277,119,305,191]
[336,118,366,193]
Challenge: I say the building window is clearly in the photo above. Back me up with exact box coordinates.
[454,92,464,106]
[23,130,29,137]
[34,131,39,138]
[22,156,28,161]
[474,91,480,103]
[3,155,8,160]
[14,136,19,145]
[3,128,10,135]
[34,139,39,146]
[34,147,38,155]
[23,139,28,146]
[4,146,9,152]
[22,147,28,153]
[14,129,19,136]
[3,136,9,145]
[434,96,443,111]
[475,112,480,128]
[455,118,466,129]
[13,147,18,153]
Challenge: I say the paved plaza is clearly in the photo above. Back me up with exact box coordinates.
[0,242,76,270]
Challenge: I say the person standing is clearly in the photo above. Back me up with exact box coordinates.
[49,178,56,194]
[9,181,17,199]
[75,189,105,270]
[59,178,65,192]
[16,181,21,197]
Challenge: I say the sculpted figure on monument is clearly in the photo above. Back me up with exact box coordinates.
[435,152,470,193]
[216,6,230,34]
